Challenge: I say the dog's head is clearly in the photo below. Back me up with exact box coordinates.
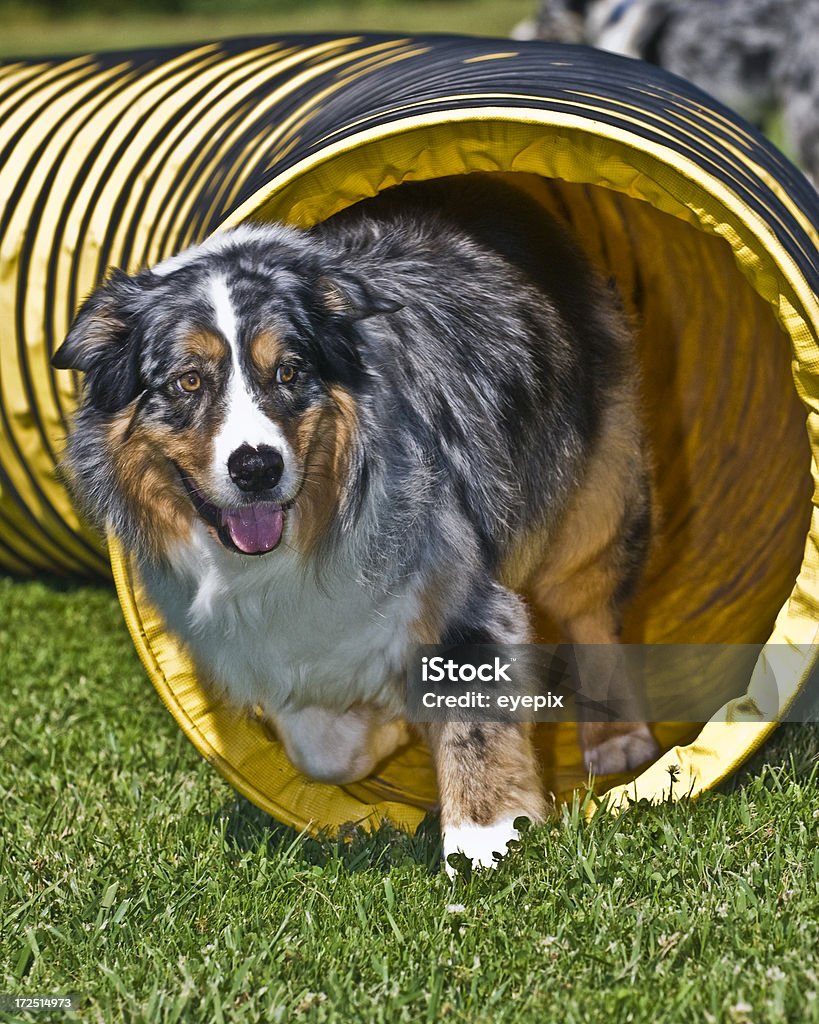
[53,225,397,563]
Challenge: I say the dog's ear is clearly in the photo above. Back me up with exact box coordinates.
[52,269,146,413]
[312,273,402,387]
[317,274,402,321]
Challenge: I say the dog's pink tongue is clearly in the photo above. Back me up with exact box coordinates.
[223,505,284,554]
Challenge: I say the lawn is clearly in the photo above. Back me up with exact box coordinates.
[2,4,818,1022]
[2,573,819,1023]
[0,0,536,59]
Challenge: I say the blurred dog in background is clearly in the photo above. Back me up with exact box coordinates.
[513,0,819,186]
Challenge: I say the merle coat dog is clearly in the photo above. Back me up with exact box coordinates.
[53,175,657,872]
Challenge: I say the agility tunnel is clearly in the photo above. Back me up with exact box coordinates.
[2,33,819,832]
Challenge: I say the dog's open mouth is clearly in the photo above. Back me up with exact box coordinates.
[179,472,286,556]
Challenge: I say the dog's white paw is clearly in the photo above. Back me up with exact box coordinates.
[583,724,659,775]
[443,817,520,878]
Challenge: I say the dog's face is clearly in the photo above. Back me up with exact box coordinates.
[53,226,395,563]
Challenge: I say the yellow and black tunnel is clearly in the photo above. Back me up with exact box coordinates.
[2,33,818,832]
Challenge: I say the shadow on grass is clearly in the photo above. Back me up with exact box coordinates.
[718,674,819,794]
[722,721,819,793]
[0,567,112,594]
[214,794,443,875]
[210,675,819,876]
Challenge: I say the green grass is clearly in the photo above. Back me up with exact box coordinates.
[0,0,536,59]
[2,573,819,1023]
[2,4,815,1018]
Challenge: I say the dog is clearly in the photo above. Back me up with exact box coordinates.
[513,0,819,187]
[53,174,658,874]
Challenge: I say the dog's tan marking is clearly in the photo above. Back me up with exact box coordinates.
[291,404,326,461]
[326,385,362,512]
[499,519,556,593]
[500,380,651,601]
[249,329,284,374]
[318,276,353,316]
[182,329,226,362]
[104,398,238,561]
[288,384,359,557]
[517,385,650,629]
[503,385,659,773]
[105,409,198,560]
[412,578,448,645]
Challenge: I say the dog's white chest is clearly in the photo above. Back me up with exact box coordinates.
[142,527,418,715]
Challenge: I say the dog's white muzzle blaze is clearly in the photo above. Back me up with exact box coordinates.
[207,274,298,509]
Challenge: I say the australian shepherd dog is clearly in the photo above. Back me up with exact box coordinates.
[53,174,658,874]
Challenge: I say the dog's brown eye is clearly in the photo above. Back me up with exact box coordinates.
[177,371,202,393]
[276,363,298,385]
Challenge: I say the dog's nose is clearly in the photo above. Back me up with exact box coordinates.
[228,444,284,492]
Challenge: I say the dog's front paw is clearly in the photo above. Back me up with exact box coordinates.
[581,722,659,775]
[443,817,521,879]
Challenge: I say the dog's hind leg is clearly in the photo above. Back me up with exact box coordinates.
[424,583,547,876]
[551,610,658,777]
[526,398,659,776]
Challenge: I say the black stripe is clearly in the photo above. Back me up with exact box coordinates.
[0,461,104,575]
[16,62,139,457]
[6,63,141,567]
[42,65,146,430]
[66,48,227,313]
[104,45,287,274]
[2,32,817,579]
[128,47,308,266]
[0,59,103,241]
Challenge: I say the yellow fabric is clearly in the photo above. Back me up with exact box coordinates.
[113,128,817,830]
[3,44,818,831]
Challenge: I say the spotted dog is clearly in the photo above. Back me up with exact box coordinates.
[513,0,819,186]
[53,175,658,873]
